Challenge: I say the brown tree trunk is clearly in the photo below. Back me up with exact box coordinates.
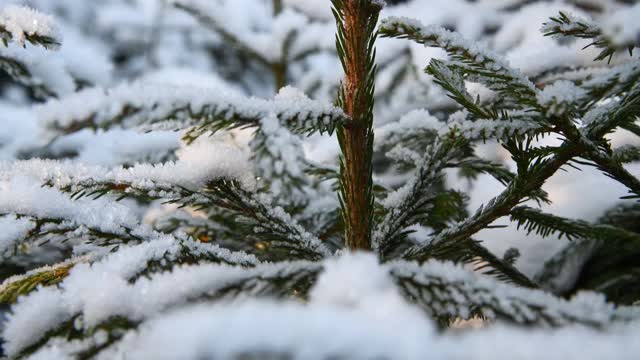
[337,1,380,250]
[272,0,286,91]
[273,0,283,16]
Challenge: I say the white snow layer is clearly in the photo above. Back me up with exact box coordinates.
[602,4,640,47]
[92,301,640,360]
[167,0,335,62]
[379,16,536,94]
[38,82,346,134]
[1,136,256,192]
[0,43,76,96]
[537,80,586,115]
[5,252,637,360]
[0,4,60,47]
[0,177,140,238]
[0,137,255,256]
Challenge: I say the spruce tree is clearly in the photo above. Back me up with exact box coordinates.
[0,1,639,358]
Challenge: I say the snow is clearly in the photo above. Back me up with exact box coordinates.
[0,136,256,261]
[0,18,112,97]
[582,100,618,126]
[0,0,640,358]
[0,97,180,167]
[170,137,256,190]
[374,109,441,149]
[138,67,242,95]
[83,299,637,360]
[537,80,586,115]
[254,112,307,201]
[443,109,542,139]
[381,0,500,41]
[0,43,76,96]
[502,4,607,76]
[0,101,41,160]
[168,0,338,66]
[373,140,455,251]
[0,255,92,296]
[0,177,140,237]
[3,236,260,356]
[582,61,640,100]
[539,11,597,40]
[311,252,403,311]
[380,17,504,66]
[284,0,332,20]
[2,136,256,192]
[252,193,332,258]
[4,286,69,357]
[38,82,346,137]
[376,109,540,148]
[10,252,637,360]
[0,4,60,48]
[535,239,601,294]
[379,16,538,97]
[0,215,34,256]
[3,250,302,356]
[54,24,113,86]
[390,258,636,326]
[602,4,640,47]
[48,128,181,167]
[96,300,429,360]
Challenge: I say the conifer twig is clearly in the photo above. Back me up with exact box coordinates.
[403,144,582,261]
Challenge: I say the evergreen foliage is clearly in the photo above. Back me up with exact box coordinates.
[0,1,639,358]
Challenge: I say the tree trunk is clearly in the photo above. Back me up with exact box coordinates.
[273,0,283,16]
[272,0,286,91]
[334,0,381,250]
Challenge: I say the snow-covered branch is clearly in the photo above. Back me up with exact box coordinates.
[0,232,259,306]
[3,139,331,260]
[169,0,335,65]
[0,5,60,50]
[582,61,640,107]
[3,245,317,357]
[7,252,639,359]
[100,301,640,359]
[390,259,638,326]
[374,138,465,257]
[510,206,640,245]
[252,111,310,204]
[0,44,74,98]
[380,17,539,108]
[0,178,145,263]
[542,8,640,62]
[0,256,87,305]
[39,84,348,141]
